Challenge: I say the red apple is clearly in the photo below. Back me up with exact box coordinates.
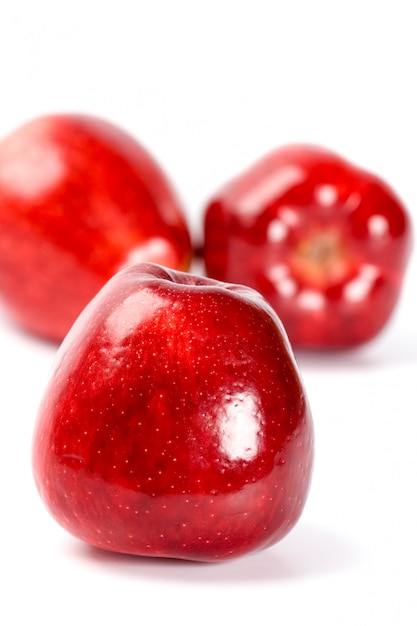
[32,262,314,562]
[0,114,192,342]
[204,145,412,348]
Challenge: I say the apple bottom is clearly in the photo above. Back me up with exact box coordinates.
[208,233,405,348]
[38,446,312,562]
[259,266,402,348]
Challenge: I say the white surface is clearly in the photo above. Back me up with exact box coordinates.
[1,2,416,624]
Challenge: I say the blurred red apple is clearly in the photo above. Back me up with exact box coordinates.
[32,262,314,562]
[0,114,192,341]
[204,145,412,348]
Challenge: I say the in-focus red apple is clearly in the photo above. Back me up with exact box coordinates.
[0,114,192,341]
[204,145,412,348]
[32,262,314,562]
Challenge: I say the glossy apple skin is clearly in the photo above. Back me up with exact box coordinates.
[204,145,412,349]
[0,114,192,342]
[32,263,313,562]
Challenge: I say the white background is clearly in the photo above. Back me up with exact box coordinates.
[1,2,416,624]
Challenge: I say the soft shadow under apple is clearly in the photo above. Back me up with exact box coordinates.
[62,522,361,584]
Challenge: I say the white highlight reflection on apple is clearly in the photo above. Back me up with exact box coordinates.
[219,392,261,462]
[0,131,65,199]
[106,290,167,344]
[124,238,175,266]
[343,264,380,303]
